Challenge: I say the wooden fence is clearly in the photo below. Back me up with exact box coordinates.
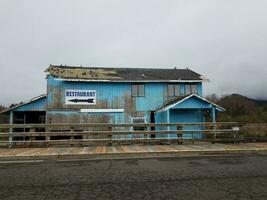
[0,122,244,147]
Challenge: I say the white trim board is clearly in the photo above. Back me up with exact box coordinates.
[55,78,207,83]
[80,109,124,113]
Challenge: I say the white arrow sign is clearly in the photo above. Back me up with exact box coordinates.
[65,90,96,105]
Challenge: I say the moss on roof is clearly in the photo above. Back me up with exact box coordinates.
[45,65,204,81]
[45,65,121,80]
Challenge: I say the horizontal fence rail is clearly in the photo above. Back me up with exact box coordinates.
[0,122,239,129]
[0,122,248,147]
[0,129,236,137]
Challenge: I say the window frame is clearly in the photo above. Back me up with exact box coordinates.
[131,84,145,97]
[185,83,198,95]
[190,84,198,94]
[167,84,181,97]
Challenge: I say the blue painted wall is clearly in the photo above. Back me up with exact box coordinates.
[12,97,47,112]
[171,96,213,109]
[155,109,205,139]
[135,83,166,111]
[47,75,203,124]
[154,95,221,139]
[169,109,204,139]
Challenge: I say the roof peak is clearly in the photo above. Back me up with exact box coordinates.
[155,94,225,113]
[48,64,194,70]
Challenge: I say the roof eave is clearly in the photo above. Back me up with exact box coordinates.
[54,78,205,83]
[1,94,47,114]
[155,94,225,113]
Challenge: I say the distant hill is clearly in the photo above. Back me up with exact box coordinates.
[251,99,267,107]
[207,94,267,122]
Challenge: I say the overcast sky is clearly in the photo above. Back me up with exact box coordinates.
[1,0,267,106]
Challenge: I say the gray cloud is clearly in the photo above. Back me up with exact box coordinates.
[1,0,267,105]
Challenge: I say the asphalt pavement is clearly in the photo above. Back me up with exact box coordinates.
[0,153,266,200]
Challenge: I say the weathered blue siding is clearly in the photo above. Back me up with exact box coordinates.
[154,95,221,139]
[47,110,124,123]
[169,109,204,139]
[171,96,213,109]
[12,97,46,112]
[197,82,203,96]
[47,75,131,110]
[154,110,168,130]
[135,83,166,111]
[47,75,204,125]
[155,109,205,139]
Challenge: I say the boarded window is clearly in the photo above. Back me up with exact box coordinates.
[174,85,180,96]
[191,84,198,94]
[185,84,198,95]
[168,84,181,97]
[132,84,145,97]
[168,84,175,96]
[131,84,138,97]
[185,84,191,95]
[138,84,145,96]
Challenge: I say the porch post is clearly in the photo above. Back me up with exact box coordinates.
[212,107,216,123]
[9,111,13,148]
[211,107,216,143]
[166,109,170,139]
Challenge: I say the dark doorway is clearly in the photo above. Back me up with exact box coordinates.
[150,111,155,138]
[13,111,46,141]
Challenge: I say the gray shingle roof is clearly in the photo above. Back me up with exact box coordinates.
[1,94,47,114]
[45,65,206,81]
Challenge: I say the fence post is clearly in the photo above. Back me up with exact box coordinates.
[212,123,216,144]
[70,127,74,145]
[108,126,112,146]
[8,111,13,148]
[211,108,216,144]
[232,126,240,144]
[45,123,51,142]
[144,124,148,145]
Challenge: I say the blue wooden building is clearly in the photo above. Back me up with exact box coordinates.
[2,65,224,139]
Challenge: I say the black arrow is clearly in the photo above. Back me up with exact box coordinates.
[69,98,94,103]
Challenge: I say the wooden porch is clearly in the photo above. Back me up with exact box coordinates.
[0,143,266,161]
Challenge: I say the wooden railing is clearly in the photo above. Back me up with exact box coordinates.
[238,123,267,143]
[0,122,243,147]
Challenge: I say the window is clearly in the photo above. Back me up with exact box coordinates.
[191,84,198,94]
[185,84,198,95]
[131,84,145,97]
[167,84,180,97]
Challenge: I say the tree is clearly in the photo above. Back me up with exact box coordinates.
[0,105,8,123]
[206,93,220,102]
